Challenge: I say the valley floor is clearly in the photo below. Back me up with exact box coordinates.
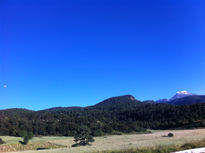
[1,129,205,153]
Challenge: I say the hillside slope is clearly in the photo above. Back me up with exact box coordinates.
[1,95,205,137]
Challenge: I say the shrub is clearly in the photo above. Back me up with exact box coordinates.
[0,138,5,144]
[168,133,174,137]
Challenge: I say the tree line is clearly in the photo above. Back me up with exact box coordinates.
[0,102,205,137]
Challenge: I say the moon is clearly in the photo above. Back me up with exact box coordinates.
[3,85,7,88]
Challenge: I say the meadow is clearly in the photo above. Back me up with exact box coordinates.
[1,129,205,153]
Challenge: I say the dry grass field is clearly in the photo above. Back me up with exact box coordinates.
[1,129,205,153]
[0,136,66,152]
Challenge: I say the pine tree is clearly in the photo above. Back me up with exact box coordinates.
[72,126,94,147]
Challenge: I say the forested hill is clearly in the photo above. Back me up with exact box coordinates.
[93,95,140,107]
[1,95,205,137]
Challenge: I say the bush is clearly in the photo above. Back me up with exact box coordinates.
[0,138,5,144]
[168,133,174,137]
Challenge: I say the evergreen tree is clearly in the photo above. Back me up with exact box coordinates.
[72,126,95,147]
[21,131,33,145]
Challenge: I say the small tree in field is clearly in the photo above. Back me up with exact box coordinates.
[23,132,33,145]
[19,131,33,145]
[0,138,5,144]
[72,126,94,147]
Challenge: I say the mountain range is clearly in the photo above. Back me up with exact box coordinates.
[155,90,205,105]
[44,91,205,112]
[1,91,205,137]
[1,91,204,113]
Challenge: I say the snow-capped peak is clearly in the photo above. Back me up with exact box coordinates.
[176,90,190,95]
[170,90,194,100]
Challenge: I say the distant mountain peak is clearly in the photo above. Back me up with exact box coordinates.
[176,90,190,95]
[155,99,169,103]
[155,90,197,103]
[95,95,139,106]
[170,90,194,100]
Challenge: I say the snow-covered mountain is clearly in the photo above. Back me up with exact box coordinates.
[170,90,194,100]
[156,90,196,103]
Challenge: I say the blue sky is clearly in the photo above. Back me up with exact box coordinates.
[1,0,205,110]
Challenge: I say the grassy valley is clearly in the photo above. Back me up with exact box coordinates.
[0,129,205,153]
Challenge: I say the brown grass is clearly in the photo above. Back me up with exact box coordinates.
[0,142,65,152]
[3,128,205,153]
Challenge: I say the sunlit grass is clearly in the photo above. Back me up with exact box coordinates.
[1,128,205,153]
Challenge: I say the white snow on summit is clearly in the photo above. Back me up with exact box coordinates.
[176,90,190,95]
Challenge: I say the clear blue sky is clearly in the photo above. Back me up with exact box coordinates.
[1,0,205,110]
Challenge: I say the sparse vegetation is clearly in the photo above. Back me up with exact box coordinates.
[0,142,64,152]
[0,136,66,152]
[0,129,203,153]
[96,139,205,153]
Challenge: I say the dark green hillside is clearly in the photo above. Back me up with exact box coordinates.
[94,95,140,107]
[1,95,205,137]
[41,107,84,112]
